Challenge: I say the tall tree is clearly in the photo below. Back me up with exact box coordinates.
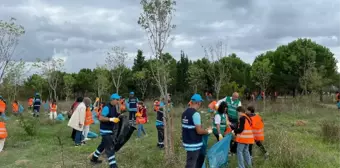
[175,51,189,92]
[187,63,204,93]
[63,74,75,101]
[138,0,176,158]
[94,65,110,98]
[132,49,146,72]
[134,68,149,99]
[0,18,25,81]
[106,46,129,93]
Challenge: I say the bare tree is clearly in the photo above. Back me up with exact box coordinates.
[1,60,26,100]
[35,58,64,101]
[94,65,110,98]
[105,46,128,93]
[0,18,25,81]
[203,41,230,99]
[138,0,176,159]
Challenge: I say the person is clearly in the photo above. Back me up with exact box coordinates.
[68,97,91,146]
[12,100,19,116]
[232,106,254,168]
[216,92,242,127]
[33,93,42,117]
[153,99,160,113]
[28,97,33,111]
[90,93,121,168]
[49,100,58,120]
[119,97,126,113]
[70,97,84,140]
[247,106,268,159]
[0,120,7,152]
[155,98,165,149]
[212,101,230,141]
[136,101,147,138]
[208,98,217,121]
[83,102,94,141]
[0,97,7,119]
[336,91,340,109]
[182,94,212,168]
[126,92,138,124]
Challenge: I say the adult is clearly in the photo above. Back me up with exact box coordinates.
[33,93,42,117]
[90,93,121,168]
[0,96,6,118]
[68,97,91,146]
[216,92,242,127]
[127,92,139,124]
[182,94,212,168]
[212,101,228,141]
[70,97,84,140]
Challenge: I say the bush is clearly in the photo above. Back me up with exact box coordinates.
[18,114,39,136]
[321,120,340,143]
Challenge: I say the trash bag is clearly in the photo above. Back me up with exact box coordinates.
[114,115,136,152]
[19,104,24,113]
[91,111,99,124]
[203,133,232,168]
[87,131,98,138]
[56,114,65,121]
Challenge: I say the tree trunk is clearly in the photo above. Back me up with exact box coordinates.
[319,90,323,102]
[53,89,57,101]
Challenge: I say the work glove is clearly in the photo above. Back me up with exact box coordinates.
[218,134,223,141]
[109,117,120,123]
[206,128,212,134]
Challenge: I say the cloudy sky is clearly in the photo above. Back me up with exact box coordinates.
[1,0,339,72]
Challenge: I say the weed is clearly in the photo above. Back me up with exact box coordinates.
[18,114,39,136]
[320,120,340,143]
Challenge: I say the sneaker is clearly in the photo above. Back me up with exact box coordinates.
[75,144,82,147]
[84,138,91,141]
[264,152,269,160]
[82,141,86,144]
[90,158,103,164]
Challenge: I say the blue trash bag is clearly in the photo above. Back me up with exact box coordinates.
[203,133,232,168]
[19,104,24,113]
[44,101,49,110]
[1,113,9,121]
[56,114,65,121]
[87,131,98,138]
[92,110,99,124]
[337,102,340,109]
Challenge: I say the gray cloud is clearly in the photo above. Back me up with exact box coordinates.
[0,0,339,72]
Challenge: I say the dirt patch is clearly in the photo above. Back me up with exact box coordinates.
[15,159,30,166]
[295,120,308,126]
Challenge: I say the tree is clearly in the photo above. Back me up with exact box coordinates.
[251,58,272,111]
[63,74,75,101]
[132,50,146,72]
[105,46,129,93]
[94,65,110,98]
[204,41,230,99]
[138,0,176,159]
[187,64,204,93]
[24,74,48,98]
[175,51,190,92]
[134,68,149,99]
[35,58,64,100]
[0,18,25,81]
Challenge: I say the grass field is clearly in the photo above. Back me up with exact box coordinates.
[0,100,339,168]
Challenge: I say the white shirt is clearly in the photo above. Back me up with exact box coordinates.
[215,96,242,109]
[214,113,226,124]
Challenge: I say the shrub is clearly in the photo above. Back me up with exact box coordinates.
[320,120,340,143]
[18,114,39,136]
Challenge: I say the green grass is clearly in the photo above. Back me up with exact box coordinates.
[0,100,339,168]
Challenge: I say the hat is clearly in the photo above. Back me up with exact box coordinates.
[191,94,203,102]
[110,93,120,100]
[130,92,135,95]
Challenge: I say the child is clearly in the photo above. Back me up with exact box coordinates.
[12,100,19,116]
[182,94,212,168]
[247,106,268,159]
[155,98,164,148]
[136,101,147,138]
[232,106,254,168]
[49,100,58,120]
[0,120,7,152]
[208,98,217,121]
[83,105,94,141]
[153,99,159,112]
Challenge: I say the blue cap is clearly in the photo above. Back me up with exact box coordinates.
[110,93,120,100]
[191,94,203,102]
[130,92,134,95]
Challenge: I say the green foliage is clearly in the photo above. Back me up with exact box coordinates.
[320,120,340,143]
[18,114,39,136]
[251,58,272,91]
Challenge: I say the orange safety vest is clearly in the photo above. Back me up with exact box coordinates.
[28,98,33,106]
[235,113,255,144]
[0,100,6,113]
[0,122,8,139]
[50,104,57,112]
[12,102,19,113]
[153,101,160,112]
[208,100,217,111]
[84,107,94,126]
[120,100,126,112]
[135,110,146,124]
[250,114,264,141]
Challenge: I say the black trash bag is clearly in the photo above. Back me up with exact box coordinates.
[114,115,136,152]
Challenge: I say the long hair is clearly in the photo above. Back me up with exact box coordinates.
[217,101,227,115]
